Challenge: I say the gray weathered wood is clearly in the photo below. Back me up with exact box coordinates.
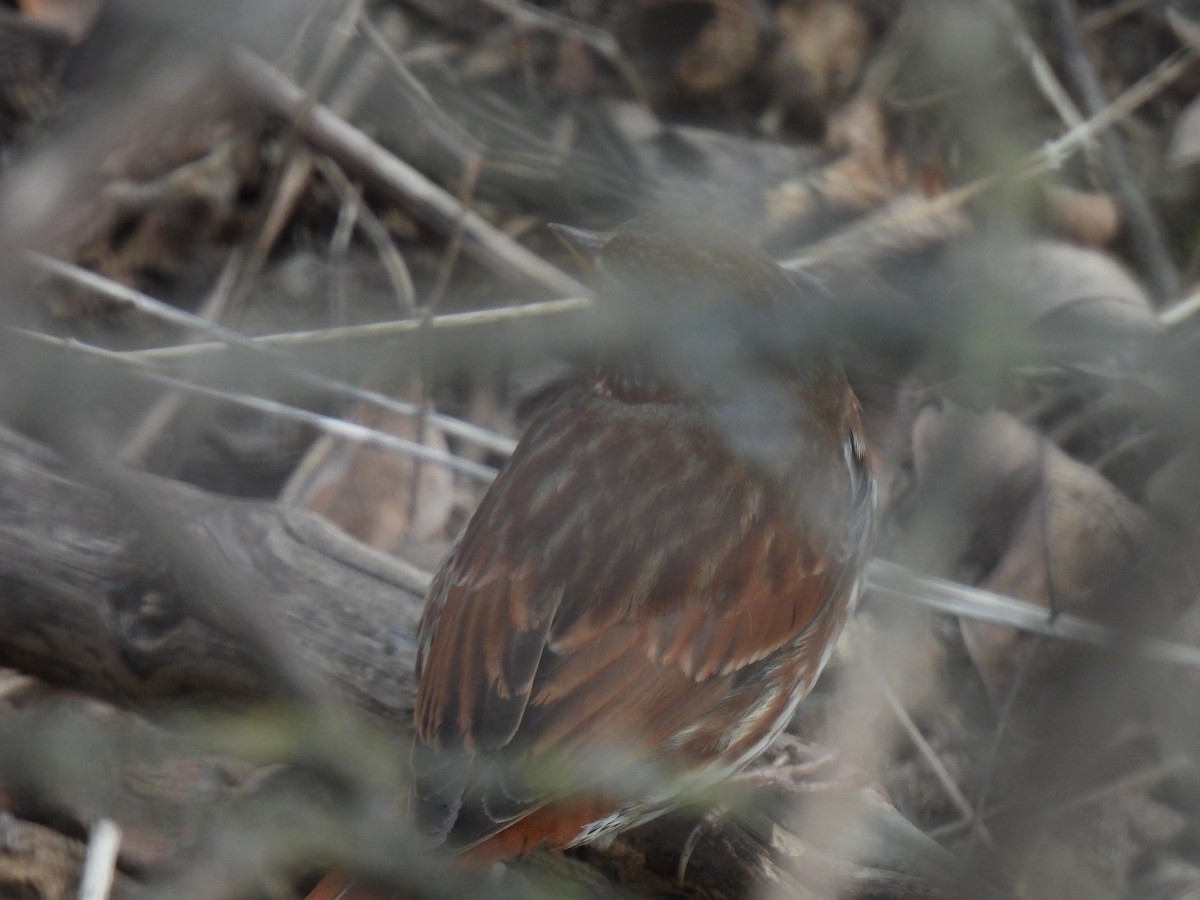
[0,424,424,729]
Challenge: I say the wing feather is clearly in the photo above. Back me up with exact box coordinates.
[412,383,871,848]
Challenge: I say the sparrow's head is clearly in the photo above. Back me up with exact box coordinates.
[552,219,842,401]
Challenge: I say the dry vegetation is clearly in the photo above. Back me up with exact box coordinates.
[2,0,1200,897]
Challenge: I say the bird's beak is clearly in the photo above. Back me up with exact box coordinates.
[548,223,609,276]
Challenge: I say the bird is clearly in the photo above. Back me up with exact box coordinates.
[410,218,876,862]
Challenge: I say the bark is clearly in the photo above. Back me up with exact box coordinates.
[0,424,424,730]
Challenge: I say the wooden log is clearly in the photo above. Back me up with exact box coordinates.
[0,424,424,729]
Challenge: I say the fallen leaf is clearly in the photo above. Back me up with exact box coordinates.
[1044,184,1121,247]
[282,393,454,555]
[908,404,1150,703]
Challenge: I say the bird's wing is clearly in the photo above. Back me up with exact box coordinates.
[412,386,870,849]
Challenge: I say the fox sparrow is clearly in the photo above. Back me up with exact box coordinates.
[410,220,876,861]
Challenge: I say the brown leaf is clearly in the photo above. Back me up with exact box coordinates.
[1007,240,1150,321]
[771,0,873,119]
[1043,184,1121,247]
[282,398,454,555]
[0,8,71,141]
[1019,242,1160,365]
[18,0,103,43]
[909,404,1150,703]
[766,98,911,234]
[935,239,1160,365]
[636,0,764,97]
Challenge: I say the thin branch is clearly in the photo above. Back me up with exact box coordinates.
[119,252,246,465]
[122,296,591,366]
[357,12,484,162]
[782,44,1200,275]
[424,154,483,314]
[877,674,991,845]
[233,50,587,297]
[865,560,1200,669]
[78,820,122,900]
[986,0,1090,139]
[229,0,369,303]
[1039,752,1191,819]
[928,753,1190,840]
[966,633,1045,856]
[10,329,500,482]
[1081,0,1157,35]
[27,254,521,455]
[1159,285,1200,327]
[1047,0,1181,300]
[137,371,499,482]
[1033,47,1199,178]
[317,157,418,313]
